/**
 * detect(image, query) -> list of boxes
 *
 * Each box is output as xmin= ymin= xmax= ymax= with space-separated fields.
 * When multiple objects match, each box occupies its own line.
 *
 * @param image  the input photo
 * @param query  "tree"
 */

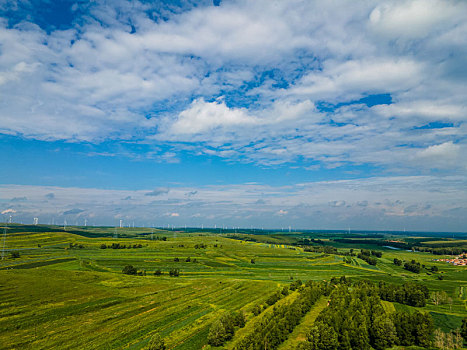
xmin=169 ymin=268 xmax=179 ymax=277
xmin=252 ymin=304 xmax=262 ymax=316
xmin=461 ymin=317 xmax=467 ymax=340
xmin=371 ymin=315 xmax=398 ymax=350
xmin=148 ymin=333 xmax=166 ymax=350
xmin=10 ymin=251 xmax=20 ymax=259
xmin=207 ymin=320 xmax=227 ymax=346
xmin=232 ymin=311 xmax=246 ymax=328
xmin=154 ymin=269 xmax=162 ymax=276
xmin=122 ymin=265 xmax=137 ymax=275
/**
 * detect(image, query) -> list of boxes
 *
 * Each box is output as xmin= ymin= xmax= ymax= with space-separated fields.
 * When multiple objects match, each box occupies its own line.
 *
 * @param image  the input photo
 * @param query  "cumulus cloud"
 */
xmin=169 ymin=98 xmax=257 ymax=135
xmin=0 ymin=0 xmax=464 ymax=173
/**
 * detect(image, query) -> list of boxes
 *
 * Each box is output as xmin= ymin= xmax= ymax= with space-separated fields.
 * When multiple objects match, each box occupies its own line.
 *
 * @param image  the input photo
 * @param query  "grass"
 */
xmin=277 ymin=296 xmax=328 ymax=350
xmin=0 ymin=225 xmax=466 ymax=349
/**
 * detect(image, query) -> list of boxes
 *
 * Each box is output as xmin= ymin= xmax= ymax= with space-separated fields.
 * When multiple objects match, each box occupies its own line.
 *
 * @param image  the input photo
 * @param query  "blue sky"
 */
xmin=1 ymin=0 xmax=466 ymax=231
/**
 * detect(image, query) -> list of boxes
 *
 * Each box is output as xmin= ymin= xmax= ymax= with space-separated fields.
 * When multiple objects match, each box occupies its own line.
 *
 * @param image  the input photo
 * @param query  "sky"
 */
xmin=0 ymin=0 xmax=466 ymax=231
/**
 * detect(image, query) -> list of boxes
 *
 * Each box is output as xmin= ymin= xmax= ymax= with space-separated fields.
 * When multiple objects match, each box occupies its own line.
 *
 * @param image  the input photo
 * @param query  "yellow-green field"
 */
xmin=0 ymin=225 xmax=466 ymax=349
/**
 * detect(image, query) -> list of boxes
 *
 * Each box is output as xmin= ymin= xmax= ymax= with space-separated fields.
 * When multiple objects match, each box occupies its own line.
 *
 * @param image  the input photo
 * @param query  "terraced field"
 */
xmin=0 ymin=225 xmax=466 ymax=349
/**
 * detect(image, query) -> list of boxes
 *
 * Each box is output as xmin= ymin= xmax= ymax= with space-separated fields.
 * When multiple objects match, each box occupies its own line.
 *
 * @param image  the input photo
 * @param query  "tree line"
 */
xmin=101 ymin=243 xmax=143 ymax=249
xmin=298 ymin=280 xmax=434 ymax=350
xmin=233 ymin=281 xmax=323 ymax=350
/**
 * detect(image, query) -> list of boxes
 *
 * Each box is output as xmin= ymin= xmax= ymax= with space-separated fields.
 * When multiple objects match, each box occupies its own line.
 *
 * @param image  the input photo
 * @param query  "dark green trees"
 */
xmin=207 ymin=311 xmax=246 ymax=346
xmin=299 ymin=281 xmax=433 ymax=350
xmin=169 ymin=268 xmax=179 ymax=277
xmin=378 ymin=281 xmax=428 ymax=307
xmin=122 ymin=265 xmax=137 ymax=275
xmin=207 ymin=319 xmax=228 ymax=346
xmin=461 ymin=317 xmax=467 ymax=340
xmin=235 ymin=282 xmax=322 ymax=350
xmin=404 ymin=259 xmax=421 ymax=273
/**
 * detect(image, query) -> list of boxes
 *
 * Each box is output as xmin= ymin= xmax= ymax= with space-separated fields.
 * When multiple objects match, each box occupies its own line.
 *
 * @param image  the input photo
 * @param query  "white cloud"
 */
xmin=290 ymin=59 xmax=422 ymax=101
xmin=369 ymin=0 xmax=462 ymax=40
xmin=0 ymin=0 xmax=465 ymax=173
xmin=169 ymin=98 xmax=257 ymax=135
xmin=1 ymin=175 xmax=466 ymax=231
xmin=418 ymin=141 xmax=459 ymax=159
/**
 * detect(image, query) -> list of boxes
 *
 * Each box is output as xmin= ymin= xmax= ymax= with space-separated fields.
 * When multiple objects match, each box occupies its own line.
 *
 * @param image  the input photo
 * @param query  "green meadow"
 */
xmin=0 ymin=225 xmax=466 ymax=349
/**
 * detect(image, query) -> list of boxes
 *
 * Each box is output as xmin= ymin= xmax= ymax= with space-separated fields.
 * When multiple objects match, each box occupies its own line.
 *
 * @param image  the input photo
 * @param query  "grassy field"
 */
xmin=0 ymin=225 xmax=466 ymax=349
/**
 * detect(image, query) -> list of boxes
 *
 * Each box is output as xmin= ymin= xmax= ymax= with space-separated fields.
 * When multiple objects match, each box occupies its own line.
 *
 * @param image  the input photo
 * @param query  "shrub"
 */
xmin=148 ymin=333 xmax=166 ymax=350
xmin=122 ymin=265 xmax=137 ymax=275
xmin=169 ymin=268 xmax=180 ymax=277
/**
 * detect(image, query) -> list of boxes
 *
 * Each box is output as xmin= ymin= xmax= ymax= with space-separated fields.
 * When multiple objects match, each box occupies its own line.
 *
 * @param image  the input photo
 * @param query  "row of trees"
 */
xmin=298 ymin=281 xmax=434 ymax=350
xmin=173 ymin=257 xmax=197 ymax=262
xmin=122 ymin=265 xmax=180 ymax=277
xmin=357 ymin=249 xmax=378 ymax=266
xmin=433 ymin=329 xmax=464 ymax=349
xmin=416 ymin=246 xmax=466 ymax=255
xmin=378 ymin=281 xmax=429 ymax=307
xmin=207 ymin=311 xmax=246 ymax=346
xmin=403 ymin=259 xmax=421 ymax=273
xmin=303 ymin=246 xmax=338 ymax=254
xmin=101 ymin=243 xmax=143 ymax=249
xmin=234 ymin=282 xmax=323 ymax=350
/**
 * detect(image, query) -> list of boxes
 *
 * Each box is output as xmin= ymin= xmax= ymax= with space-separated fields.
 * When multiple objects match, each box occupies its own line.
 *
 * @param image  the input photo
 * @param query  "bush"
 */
xmin=169 ymin=268 xmax=180 ymax=277
xmin=122 ymin=265 xmax=137 ymax=275
xmin=154 ymin=269 xmax=162 ymax=276
xmin=252 ymin=304 xmax=262 ymax=316
xmin=265 ymin=291 xmax=281 ymax=306
xmin=148 ymin=333 xmax=166 ymax=350
xmin=10 ymin=251 xmax=20 ymax=259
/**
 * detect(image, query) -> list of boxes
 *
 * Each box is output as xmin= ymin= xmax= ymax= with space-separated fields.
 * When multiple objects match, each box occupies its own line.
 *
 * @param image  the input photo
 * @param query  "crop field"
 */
xmin=0 ymin=224 xmax=466 ymax=349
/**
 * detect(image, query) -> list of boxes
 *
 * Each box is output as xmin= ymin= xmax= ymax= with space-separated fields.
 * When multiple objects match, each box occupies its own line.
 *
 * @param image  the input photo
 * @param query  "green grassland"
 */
xmin=0 ymin=225 xmax=466 ymax=349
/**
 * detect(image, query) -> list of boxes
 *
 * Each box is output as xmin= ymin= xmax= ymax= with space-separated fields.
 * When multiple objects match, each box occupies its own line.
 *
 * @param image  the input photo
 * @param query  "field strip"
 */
xmin=0 ymin=258 xmax=76 ymax=270
xmin=277 ymin=296 xmax=328 ymax=350
xmin=345 ymin=264 xmax=386 ymax=273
